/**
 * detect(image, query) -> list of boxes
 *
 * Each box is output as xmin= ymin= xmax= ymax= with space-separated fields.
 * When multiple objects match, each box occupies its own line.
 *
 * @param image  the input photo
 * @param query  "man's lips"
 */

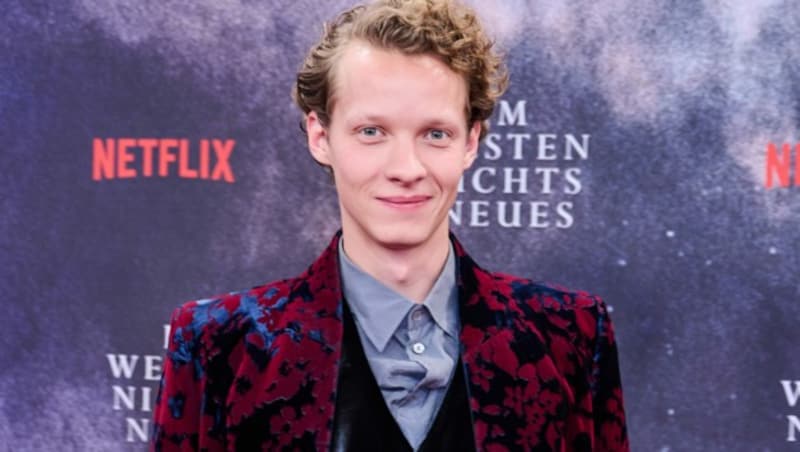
xmin=376 ymin=195 xmax=432 ymax=205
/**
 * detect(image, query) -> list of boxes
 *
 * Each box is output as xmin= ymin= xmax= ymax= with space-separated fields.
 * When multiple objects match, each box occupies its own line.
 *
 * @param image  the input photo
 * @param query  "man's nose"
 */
xmin=383 ymin=136 xmax=427 ymax=183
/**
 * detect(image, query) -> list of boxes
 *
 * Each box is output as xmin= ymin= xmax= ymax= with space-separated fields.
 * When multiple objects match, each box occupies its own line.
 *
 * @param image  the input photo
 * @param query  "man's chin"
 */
xmin=370 ymin=228 xmax=437 ymax=251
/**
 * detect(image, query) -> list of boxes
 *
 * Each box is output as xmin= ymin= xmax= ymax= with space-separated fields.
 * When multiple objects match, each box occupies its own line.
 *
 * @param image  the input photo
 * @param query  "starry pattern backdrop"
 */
xmin=2 ymin=0 xmax=799 ymax=450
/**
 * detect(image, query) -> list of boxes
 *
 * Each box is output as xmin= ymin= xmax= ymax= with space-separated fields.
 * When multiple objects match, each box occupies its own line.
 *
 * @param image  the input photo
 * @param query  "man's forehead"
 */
xmin=328 ymin=41 xmax=470 ymax=121
xmin=335 ymin=41 xmax=453 ymax=77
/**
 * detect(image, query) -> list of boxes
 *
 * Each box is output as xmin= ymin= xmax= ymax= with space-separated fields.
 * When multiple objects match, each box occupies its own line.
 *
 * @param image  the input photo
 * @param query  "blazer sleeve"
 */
xmin=151 ymin=304 xmax=226 ymax=452
xmin=590 ymin=298 xmax=630 ymax=451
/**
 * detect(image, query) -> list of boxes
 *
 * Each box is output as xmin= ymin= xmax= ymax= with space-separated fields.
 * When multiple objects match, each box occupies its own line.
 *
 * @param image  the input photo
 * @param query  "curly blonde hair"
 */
xmin=292 ymin=0 xmax=508 ymax=141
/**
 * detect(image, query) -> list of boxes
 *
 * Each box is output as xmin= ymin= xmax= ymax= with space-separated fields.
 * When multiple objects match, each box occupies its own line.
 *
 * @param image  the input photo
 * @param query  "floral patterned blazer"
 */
xmin=152 ymin=232 xmax=628 ymax=451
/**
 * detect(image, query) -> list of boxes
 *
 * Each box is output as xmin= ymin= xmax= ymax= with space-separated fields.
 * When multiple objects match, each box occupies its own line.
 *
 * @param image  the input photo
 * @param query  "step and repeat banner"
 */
xmin=2 ymin=1 xmax=799 ymax=450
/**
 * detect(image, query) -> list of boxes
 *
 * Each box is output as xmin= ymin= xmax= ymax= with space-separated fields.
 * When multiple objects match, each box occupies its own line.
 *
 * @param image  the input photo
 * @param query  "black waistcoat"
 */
xmin=330 ymin=302 xmax=477 ymax=452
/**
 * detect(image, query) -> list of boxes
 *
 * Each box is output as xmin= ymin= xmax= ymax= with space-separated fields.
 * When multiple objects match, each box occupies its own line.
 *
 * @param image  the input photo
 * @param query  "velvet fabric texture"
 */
xmin=152 ymin=231 xmax=629 ymax=451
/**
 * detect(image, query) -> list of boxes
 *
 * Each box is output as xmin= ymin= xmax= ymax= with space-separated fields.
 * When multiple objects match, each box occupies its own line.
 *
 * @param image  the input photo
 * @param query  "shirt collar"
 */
xmin=338 ymin=239 xmax=459 ymax=351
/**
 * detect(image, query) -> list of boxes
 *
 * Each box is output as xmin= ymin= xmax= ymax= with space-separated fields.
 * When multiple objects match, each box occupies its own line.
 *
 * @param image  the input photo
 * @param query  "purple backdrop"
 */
xmin=2 ymin=1 xmax=799 ymax=450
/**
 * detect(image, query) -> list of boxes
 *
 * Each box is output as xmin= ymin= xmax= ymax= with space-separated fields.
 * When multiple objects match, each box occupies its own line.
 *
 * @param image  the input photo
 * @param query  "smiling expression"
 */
xmin=306 ymin=41 xmax=480 ymax=254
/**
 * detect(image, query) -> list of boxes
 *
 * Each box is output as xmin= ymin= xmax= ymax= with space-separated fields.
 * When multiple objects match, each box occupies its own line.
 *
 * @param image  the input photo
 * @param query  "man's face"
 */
xmin=306 ymin=41 xmax=479 ymax=252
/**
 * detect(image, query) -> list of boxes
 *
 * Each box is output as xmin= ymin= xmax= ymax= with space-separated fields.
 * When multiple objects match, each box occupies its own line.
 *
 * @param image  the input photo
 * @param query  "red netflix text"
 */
xmin=765 ymin=142 xmax=800 ymax=189
xmin=92 ymin=138 xmax=236 ymax=183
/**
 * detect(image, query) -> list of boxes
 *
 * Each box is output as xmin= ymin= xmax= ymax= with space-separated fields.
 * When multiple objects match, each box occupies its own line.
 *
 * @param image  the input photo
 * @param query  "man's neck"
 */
xmin=340 ymin=229 xmax=450 ymax=304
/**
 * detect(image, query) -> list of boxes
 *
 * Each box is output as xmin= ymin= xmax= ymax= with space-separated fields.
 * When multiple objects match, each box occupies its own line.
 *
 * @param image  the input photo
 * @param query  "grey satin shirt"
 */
xmin=338 ymin=240 xmax=460 ymax=450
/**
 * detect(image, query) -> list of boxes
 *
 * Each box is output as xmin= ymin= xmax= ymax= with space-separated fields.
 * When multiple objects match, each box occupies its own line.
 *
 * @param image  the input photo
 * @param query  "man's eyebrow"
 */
xmin=345 ymin=113 xmax=463 ymax=127
xmin=422 ymin=118 xmax=462 ymax=128
xmin=345 ymin=113 xmax=389 ymax=124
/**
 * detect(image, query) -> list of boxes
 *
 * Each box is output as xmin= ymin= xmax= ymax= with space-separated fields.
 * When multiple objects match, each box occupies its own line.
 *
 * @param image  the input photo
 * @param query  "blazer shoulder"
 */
xmin=483 ymin=270 xmax=613 ymax=345
xmin=486 ymin=270 xmax=606 ymax=313
xmin=166 ymin=277 xmax=298 ymax=352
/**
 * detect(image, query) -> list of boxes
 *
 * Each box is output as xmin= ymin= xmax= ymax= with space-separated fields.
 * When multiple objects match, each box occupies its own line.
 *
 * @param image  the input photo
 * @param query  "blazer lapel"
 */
xmin=453 ymin=235 xmax=570 ymax=451
xmin=255 ymin=232 xmax=345 ymax=450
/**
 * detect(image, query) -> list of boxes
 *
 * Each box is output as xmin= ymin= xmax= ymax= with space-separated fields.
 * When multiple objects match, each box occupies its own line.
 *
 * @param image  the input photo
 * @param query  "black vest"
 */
xmin=331 ymin=303 xmax=477 ymax=452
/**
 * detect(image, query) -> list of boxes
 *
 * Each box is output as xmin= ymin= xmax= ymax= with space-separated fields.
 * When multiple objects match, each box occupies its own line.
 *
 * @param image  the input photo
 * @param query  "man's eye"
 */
xmin=428 ymin=129 xmax=449 ymax=140
xmin=360 ymin=127 xmax=380 ymax=137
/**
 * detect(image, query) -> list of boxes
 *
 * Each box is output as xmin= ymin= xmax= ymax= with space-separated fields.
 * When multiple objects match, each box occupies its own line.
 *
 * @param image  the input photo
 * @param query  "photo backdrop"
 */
xmin=2 ymin=1 xmax=799 ymax=450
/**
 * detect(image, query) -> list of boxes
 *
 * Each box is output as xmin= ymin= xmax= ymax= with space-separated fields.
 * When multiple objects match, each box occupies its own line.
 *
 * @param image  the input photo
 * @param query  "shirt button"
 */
xmin=412 ymin=309 xmax=424 ymax=321
xmin=411 ymin=342 xmax=426 ymax=354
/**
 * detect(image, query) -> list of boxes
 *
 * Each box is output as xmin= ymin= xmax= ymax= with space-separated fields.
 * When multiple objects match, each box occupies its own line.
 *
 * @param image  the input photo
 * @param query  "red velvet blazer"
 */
xmin=152 ymin=232 xmax=628 ymax=451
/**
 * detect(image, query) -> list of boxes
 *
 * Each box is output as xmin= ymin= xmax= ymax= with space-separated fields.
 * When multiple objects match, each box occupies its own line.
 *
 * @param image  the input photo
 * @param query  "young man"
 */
xmin=152 ymin=1 xmax=628 ymax=451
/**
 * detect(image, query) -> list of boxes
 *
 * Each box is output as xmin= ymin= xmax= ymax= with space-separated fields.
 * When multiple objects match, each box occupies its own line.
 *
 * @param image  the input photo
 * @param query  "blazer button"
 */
xmin=411 ymin=342 xmax=426 ymax=354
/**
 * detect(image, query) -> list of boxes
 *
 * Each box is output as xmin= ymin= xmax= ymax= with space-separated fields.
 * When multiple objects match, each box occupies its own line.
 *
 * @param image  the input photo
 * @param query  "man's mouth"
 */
xmin=376 ymin=195 xmax=432 ymax=207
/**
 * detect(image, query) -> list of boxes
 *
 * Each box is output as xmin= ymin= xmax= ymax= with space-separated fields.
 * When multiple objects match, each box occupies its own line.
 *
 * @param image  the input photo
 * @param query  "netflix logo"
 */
xmin=92 ymin=138 xmax=236 ymax=182
xmin=765 ymin=142 xmax=800 ymax=189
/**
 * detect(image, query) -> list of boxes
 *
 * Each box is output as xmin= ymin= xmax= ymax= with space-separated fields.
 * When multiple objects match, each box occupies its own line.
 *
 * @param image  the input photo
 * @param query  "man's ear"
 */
xmin=463 ymin=121 xmax=481 ymax=169
xmin=306 ymin=111 xmax=331 ymax=166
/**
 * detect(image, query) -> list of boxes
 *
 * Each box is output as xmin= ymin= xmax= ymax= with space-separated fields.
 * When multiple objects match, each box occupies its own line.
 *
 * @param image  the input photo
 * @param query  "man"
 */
xmin=152 ymin=0 xmax=629 ymax=450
